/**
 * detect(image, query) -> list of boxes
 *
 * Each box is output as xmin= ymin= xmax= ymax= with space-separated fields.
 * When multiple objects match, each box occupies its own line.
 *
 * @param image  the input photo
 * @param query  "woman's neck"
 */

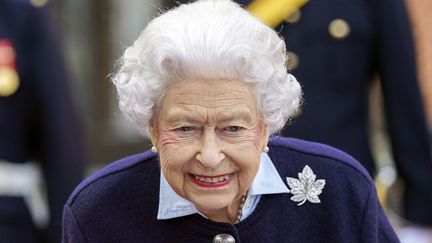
xmin=199 ymin=194 xmax=247 ymax=224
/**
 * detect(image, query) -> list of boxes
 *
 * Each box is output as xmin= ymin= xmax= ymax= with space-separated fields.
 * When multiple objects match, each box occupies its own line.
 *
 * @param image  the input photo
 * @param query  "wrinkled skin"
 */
xmin=150 ymin=78 xmax=269 ymax=223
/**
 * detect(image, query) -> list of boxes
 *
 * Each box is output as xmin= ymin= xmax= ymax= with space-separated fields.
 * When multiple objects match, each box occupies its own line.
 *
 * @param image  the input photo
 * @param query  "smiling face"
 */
xmin=150 ymin=78 xmax=269 ymax=223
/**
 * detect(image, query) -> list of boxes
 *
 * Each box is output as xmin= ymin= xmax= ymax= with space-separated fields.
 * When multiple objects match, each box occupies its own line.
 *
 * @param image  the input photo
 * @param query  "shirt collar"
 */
xmin=157 ymin=153 xmax=289 ymax=220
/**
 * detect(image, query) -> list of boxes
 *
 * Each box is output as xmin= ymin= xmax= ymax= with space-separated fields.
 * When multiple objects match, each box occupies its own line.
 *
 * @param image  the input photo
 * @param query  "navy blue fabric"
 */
xmin=63 ymin=136 xmax=399 ymax=242
xmin=233 ymin=0 xmax=432 ymax=225
xmin=0 ymin=0 xmax=86 ymax=242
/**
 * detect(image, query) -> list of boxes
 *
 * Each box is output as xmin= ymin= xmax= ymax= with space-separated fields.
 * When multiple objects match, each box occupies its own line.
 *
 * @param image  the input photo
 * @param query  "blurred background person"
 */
xmin=399 ymin=0 xmax=432 ymax=241
xmin=406 ymin=0 xmax=432 ymax=128
xmin=218 ymin=0 xmax=432 ymax=241
xmin=0 ymin=0 xmax=85 ymax=242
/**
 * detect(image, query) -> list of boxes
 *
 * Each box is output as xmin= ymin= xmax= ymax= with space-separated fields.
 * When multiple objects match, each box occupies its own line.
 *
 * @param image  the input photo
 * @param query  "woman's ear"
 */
xmin=261 ymin=123 xmax=270 ymax=150
xmin=149 ymin=119 xmax=159 ymax=148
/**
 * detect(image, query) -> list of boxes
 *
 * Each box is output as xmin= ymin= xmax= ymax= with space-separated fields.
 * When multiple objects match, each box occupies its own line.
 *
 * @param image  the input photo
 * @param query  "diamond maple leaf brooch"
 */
xmin=286 ymin=165 xmax=326 ymax=206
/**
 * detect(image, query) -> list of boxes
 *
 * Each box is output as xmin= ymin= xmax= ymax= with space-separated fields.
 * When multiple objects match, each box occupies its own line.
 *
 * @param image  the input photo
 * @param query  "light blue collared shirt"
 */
xmin=157 ymin=153 xmax=290 ymax=221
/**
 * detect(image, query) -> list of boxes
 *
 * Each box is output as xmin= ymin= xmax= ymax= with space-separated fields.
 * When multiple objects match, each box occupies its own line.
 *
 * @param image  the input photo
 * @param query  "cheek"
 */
xmin=159 ymin=156 xmax=186 ymax=196
xmin=158 ymin=130 xmax=189 ymax=157
xmin=249 ymin=125 xmax=263 ymax=148
xmin=159 ymin=149 xmax=185 ymax=190
xmin=231 ymin=139 xmax=262 ymax=175
xmin=158 ymin=130 xmax=178 ymax=149
xmin=241 ymin=155 xmax=260 ymax=175
xmin=231 ymin=125 xmax=264 ymax=150
xmin=158 ymin=130 xmax=196 ymax=151
xmin=158 ymin=130 xmax=194 ymax=175
xmin=158 ymin=132 xmax=176 ymax=168
xmin=232 ymin=128 xmax=264 ymax=190
xmin=236 ymin=156 xmax=260 ymax=192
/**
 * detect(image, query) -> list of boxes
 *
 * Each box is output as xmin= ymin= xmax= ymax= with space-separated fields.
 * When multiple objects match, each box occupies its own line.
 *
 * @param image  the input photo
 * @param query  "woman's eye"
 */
xmin=225 ymin=126 xmax=242 ymax=132
xmin=178 ymin=126 xmax=193 ymax=132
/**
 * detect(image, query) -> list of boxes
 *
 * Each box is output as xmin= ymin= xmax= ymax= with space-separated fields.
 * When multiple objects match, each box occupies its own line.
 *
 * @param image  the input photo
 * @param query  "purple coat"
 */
xmin=62 ymin=136 xmax=399 ymax=242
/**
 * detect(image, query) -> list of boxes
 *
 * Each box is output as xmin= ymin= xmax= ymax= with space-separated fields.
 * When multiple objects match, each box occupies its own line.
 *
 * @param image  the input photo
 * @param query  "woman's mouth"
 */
xmin=190 ymin=173 xmax=232 ymax=188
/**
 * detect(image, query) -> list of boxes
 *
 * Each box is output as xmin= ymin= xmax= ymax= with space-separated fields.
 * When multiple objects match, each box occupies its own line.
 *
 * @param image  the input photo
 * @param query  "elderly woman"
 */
xmin=62 ymin=0 xmax=399 ymax=242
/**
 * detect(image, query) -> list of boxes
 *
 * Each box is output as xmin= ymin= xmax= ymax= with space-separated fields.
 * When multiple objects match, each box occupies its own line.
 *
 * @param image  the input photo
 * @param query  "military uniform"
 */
xmin=232 ymin=0 xmax=432 ymax=226
xmin=0 ymin=0 xmax=85 ymax=242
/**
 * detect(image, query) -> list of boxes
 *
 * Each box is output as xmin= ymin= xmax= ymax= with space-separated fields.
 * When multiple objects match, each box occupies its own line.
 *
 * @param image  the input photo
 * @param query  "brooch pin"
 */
xmin=286 ymin=165 xmax=326 ymax=206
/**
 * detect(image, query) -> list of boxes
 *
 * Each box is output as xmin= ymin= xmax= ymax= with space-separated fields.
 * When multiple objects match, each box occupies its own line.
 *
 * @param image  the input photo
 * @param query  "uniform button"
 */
xmin=30 ymin=0 xmax=48 ymax=7
xmin=287 ymin=51 xmax=299 ymax=70
xmin=0 ymin=45 xmax=15 ymax=66
xmin=285 ymin=9 xmax=301 ymax=24
xmin=0 ymin=67 xmax=20 ymax=97
xmin=213 ymin=234 xmax=236 ymax=243
xmin=328 ymin=19 xmax=350 ymax=39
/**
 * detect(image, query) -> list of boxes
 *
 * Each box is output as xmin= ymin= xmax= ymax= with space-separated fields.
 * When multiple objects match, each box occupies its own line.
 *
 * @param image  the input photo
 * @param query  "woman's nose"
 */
xmin=195 ymin=132 xmax=225 ymax=168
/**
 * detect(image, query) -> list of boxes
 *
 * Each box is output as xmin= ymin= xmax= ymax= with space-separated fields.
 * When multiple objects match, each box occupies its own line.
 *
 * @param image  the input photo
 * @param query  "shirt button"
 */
xmin=213 ymin=234 xmax=236 ymax=243
xmin=328 ymin=18 xmax=351 ymax=39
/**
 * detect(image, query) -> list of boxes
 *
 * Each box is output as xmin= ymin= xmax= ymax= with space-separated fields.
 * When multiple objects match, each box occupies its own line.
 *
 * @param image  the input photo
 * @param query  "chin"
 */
xmin=189 ymin=193 xmax=236 ymax=212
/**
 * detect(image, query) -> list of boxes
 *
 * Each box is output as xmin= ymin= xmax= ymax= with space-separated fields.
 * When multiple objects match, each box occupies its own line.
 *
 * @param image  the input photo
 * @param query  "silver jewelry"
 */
xmin=151 ymin=146 xmax=158 ymax=153
xmin=286 ymin=165 xmax=326 ymax=206
xmin=263 ymin=146 xmax=269 ymax=153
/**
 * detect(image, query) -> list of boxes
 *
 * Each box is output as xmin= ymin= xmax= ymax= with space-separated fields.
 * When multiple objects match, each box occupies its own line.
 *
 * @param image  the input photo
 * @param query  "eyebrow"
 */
xmin=164 ymin=106 xmax=256 ymax=125
xmin=165 ymin=106 xmax=207 ymax=124
xmin=215 ymin=108 xmax=255 ymax=124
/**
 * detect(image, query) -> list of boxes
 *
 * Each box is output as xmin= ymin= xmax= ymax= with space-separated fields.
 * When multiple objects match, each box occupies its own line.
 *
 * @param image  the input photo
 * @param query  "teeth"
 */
xmin=194 ymin=175 xmax=229 ymax=183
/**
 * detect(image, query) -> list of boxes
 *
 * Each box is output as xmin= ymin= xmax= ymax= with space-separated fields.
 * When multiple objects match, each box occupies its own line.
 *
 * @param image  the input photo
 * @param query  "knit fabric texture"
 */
xmin=62 ymin=136 xmax=399 ymax=242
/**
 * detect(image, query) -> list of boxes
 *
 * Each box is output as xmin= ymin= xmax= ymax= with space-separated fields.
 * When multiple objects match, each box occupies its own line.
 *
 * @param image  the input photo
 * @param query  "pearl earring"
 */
xmin=151 ymin=146 xmax=158 ymax=153
xmin=263 ymin=146 xmax=269 ymax=153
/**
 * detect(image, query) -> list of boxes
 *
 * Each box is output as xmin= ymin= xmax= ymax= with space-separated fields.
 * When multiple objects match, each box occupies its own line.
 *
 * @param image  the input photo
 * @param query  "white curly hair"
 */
xmin=112 ymin=0 xmax=302 ymax=138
